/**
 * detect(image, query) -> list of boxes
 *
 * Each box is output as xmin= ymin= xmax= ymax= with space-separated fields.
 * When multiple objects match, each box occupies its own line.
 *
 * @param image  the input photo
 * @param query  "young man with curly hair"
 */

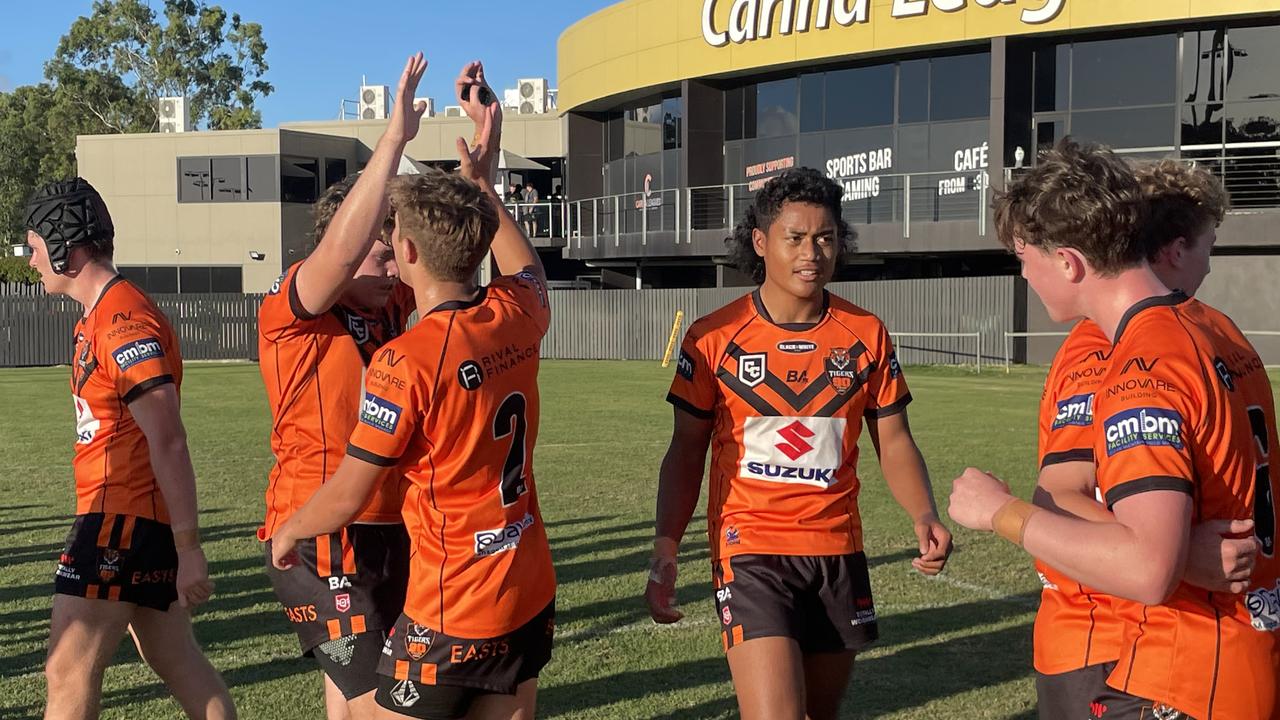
xmin=646 ymin=167 xmax=952 ymax=720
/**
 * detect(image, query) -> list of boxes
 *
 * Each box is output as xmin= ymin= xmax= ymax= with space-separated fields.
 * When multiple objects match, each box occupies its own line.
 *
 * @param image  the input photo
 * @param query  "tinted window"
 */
xmin=1182 ymin=104 xmax=1224 ymax=146
xmin=179 ymin=266 xmax=212 ymax=294
xmin=211 ymin=266 xmax=243 ymax=293
xmin=931 ymin=53 xmax=990 ymax=121
xmin=800 ymin=73 xmax=824 ymax=132
xmin=211 ymin=157 xmax=243 ymax=202
xmin=118 ymin=266 xmax=148 ymax=288
xmin=281 ymin=156 xmax=319 ymax=204
xmin=1225 ymin=100 xmax=1280 ymax=143
xmin=1226 ymin=26 xmax=1280 ymax=102
xmin=1183 ymin=29 xmax=1227 ymax=105
xmin=324 ymin=158 xmax=348 ymax=188
xmin=1070 ymin=35 xmax=1176 ymax=109
xmin=898 ymin=60 xmax=929 ymax=123
xmin=178 ymin=158 xmax=210 ymax=202
xmin=1070 ymin=106 xmax=1175 ymax=149
xmin=1034 ymin=45 xmax=1070 ymax=113
xmin=149 ymin=266 xmax=179 ymax=294
xmin=662 ymin=96 xmax=682 ymax=150
xmin=756 ymin=78 xmax=797 ymax=138
xmin=725 ymin=86 xmax=744 ymax=141
xmin=246 ymin=156 xmax=277 ymax=201
xmin=825 ymin=64 xmax=894 ymax=130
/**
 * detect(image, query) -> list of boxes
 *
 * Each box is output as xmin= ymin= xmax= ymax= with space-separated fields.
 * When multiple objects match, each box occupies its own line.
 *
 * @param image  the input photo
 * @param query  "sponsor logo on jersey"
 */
xmin=1214 ymin=357 xmax=1236 ymax=392
xmin=1052 ymin=393 xmax=1094 ymax=429
xmin=474 ymin=513 xmax=536 ymax=557
xmin=343 ymin=312 xmax=371 ymax=345
xmin=268 ymin=273 xmax=285 ymax=295
xmin=725 ymin=526 xmax=740 ymax=545
xmin=1103 ymin=407 xmax=1184 ymax=456
xmin=131 ymin=568 xmax=176 ymax=584
xmin=1149 ymin=704 xmax=1183 ymax=720
xmin=404 ymin=624 xmax=434 ymax=661
xmin=359 ymin=393 xmax=402 ymax=434
xmin=721 ymin=606 xmax=733 ymax=625
xmin=777 ymin=340 xmax=817 ymax=354
xmin=676 ymin=350 xmax=696 ymax=380
xmin=738 ymin=353 xmax=767 ymax=388
xmin=334 ymin=594 xmax=351 ymax=613
xmin=1247 ymin=579 xmax=1280 ymax=632
xmin=73 ymin=395 xmax=99 ymax=445
xmin=458 ymin=360 xmax=485 ymax=390
xmin=111 ymin=337 xmax=164 ymax=371
xmin=716 ymin=586 xmax=733 ymax=603
xmin=327 ymin=576 xmax=352 ymax=590
xmin=284 ymin=604 xmax=317 ymax=623
xmin=887 ymin=352 xmax=902 ymax=379
xmin=741 ymin=416 xmax=845 ymax=488
xmin=826 ymin=347 xmax=858 ymax=395
xmin=516 ymin=270 xmax=548 ymax=307
xmin=1090 ymin=701 xmax=1108 ymax=718
xmin=390 ymin=679 xmax=420 ymax=708
xmin=1037 ymin=572 xmax=1059 ymax=591
xmin=449 ymin=639 xmax=510 ymax=664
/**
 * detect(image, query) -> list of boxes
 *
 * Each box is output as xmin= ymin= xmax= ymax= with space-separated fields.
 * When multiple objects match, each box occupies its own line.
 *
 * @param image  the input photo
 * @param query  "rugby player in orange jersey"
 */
xmin=1030 ymin=159 xmax=1263 ymax=719
xmin=646 ymin=168 xmax=953 ymax=720
xmin=271 ymin=68 xmax=557 ymax=720
xmin=24 ymin=178 xmax=235 ymax=720
xmin=950 ymin=139 xmax=1278 ymax=720
xmin=257 ymin=52 xmax=430 ymax=720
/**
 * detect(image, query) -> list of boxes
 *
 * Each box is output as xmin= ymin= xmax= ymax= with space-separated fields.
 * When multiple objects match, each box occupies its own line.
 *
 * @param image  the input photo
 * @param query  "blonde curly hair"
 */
xmin=1134 ymin=160 xmax=1230 ymax=260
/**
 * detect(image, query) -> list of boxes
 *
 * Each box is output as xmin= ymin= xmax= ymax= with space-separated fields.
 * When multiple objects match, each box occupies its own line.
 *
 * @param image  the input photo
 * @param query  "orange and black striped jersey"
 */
xmin=346 ymin=273 xmax=556 ymax=639
xmin=1033 ymin=319 xmax=1125 ymax=675
xmin=1093 ymin=293 xmax=1279 ymax=720
xmin=667 ymin=290 xmax=911 ymax=562
xmin=70 ymin=276 xmax=181 ymax=522
xmin=257 ymin=262 xmax=416 ymax=539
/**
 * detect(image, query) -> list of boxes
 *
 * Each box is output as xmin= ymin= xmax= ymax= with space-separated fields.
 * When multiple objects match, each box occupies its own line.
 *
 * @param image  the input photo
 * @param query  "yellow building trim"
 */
xmin=558 ymin=0 xmax=1280 ymax=112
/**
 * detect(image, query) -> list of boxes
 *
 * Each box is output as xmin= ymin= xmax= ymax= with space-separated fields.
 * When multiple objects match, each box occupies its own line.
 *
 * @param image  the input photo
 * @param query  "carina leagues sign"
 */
xmin=702 ymin=0 xmax=1066 ymax=47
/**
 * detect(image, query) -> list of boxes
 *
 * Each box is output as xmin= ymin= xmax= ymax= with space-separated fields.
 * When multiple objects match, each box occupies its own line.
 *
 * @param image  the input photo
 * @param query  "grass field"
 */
xmin=0 ymin=360 xmax=1126 ymax=718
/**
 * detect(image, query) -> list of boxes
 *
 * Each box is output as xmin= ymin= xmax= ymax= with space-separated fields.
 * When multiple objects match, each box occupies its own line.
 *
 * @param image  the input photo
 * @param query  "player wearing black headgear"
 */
xmin=24 ymin=178 xmax=236 ymax=720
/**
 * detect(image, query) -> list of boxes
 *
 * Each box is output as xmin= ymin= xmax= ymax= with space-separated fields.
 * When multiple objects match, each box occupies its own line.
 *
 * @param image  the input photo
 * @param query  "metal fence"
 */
xmin=0 ymin=276 xmax=1019 ymax=367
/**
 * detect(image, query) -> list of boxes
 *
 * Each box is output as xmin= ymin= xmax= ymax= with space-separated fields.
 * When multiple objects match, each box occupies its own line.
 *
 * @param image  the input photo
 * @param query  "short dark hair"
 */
xmin=1134 ymin=160 xmax=1230 ymax=261
xmin=725 ymin=167 xmax=856 ymax=284
xmin=993 ymin=138 xmax=1148 ymax=276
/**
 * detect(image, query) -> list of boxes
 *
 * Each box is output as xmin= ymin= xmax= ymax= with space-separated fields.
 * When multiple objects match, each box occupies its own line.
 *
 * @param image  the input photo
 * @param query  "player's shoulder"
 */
xmin=826 ymin=292 xmax=888 ymax=335
xmin=93 ymin=278 xmax=168 ymax=339
xmin=688 ymin=293 xmax=756 ymax=340
xmin=1051 ymin=319 xmax=1111 ymax=367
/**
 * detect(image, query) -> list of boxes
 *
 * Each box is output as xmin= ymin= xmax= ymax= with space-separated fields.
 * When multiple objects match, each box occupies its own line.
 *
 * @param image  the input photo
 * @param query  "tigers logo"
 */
xmin=98 ymin=548 xmax=121 ymax=583
xmin=404 ymin=624 xmax=434 ymax=661
xmin=1146 ymin=704 xmax=1182 ymax=720
xmin=826 ymin=348 xmax=856 ymax=395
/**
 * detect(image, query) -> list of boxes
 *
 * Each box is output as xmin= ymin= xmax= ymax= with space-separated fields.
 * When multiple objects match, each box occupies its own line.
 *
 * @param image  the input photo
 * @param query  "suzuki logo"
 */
xmin=1089 ymin=701 xmax=1107 ymax=718
xmin=775 ymin=421 xmax=815 ymax=461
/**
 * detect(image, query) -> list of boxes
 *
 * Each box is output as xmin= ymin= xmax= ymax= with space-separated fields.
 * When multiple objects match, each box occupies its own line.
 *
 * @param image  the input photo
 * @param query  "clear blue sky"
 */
xmin=0 ymin=1 xmax=612 ymax=127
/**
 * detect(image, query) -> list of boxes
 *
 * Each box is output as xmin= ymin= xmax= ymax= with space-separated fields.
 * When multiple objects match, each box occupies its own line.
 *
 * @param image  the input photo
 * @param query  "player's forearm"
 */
xmin=1021 ymin=510 xmax=1185 ymax=605
xmin=316 ymin=134 xmax=402 ymax=267
xmin=879 ymin=436 xmax=939 ymax=522
xmin=280 ymin=474 xmax=371 ymax=541
xmin=483 ymin=187 xmax=544 ymax=282
xmin=654 ymin=451 xmax=705 ymax=550
xmin=1031 ymin=485 xmax=1114 ymax=523
xmin=147 ymin=434 xmax=201 ymax=535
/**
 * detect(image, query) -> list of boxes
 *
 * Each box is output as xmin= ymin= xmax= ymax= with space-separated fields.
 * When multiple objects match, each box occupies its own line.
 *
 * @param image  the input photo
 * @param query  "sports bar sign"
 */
xmin=701 ymin=0 xmax=1067 ymax=46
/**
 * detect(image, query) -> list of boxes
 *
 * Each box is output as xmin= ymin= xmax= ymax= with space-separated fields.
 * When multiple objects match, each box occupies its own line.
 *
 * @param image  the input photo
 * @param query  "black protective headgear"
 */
xmin=23 ymin=178 xmax=115 ymax=274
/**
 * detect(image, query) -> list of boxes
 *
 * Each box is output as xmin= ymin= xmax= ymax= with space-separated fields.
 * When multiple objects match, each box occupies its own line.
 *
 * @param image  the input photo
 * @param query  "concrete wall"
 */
xmin=280 ymin=113 xmax=567 ymax=162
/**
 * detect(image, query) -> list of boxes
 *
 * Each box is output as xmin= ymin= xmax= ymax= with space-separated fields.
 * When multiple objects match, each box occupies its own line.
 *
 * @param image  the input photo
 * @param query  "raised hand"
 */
xmin=387 ymin=52 xmax=429 ymax=146
xmin=455 ymin=61 xmax=502 ymax=183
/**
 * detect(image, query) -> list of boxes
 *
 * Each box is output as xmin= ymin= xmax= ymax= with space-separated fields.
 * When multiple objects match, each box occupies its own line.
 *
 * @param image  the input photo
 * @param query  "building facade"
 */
xmin=557 ymin=0 xmax=1280 ymax=358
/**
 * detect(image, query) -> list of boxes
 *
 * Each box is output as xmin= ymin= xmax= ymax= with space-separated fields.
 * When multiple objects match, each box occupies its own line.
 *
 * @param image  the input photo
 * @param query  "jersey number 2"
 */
xmin=1247 ymin=406 xmax=1276 ymax=557
xmin=493 ymin=392 xmax=529 ymax=507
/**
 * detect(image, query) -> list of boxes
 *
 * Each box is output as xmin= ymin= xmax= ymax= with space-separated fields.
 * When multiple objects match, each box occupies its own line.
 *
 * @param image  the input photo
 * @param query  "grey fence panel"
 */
xmin=0 ymin=279 xmax=1016 ymax=367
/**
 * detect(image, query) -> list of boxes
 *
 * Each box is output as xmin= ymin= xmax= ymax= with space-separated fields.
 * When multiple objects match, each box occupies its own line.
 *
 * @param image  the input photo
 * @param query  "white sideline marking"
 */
xmin=916 ymin=570 xmax=1038 ymax=608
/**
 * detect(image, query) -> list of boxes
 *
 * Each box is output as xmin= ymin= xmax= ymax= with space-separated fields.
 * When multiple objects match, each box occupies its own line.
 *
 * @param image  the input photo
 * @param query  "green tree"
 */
xmin=48 ymin=0 xmax=273 ymax=132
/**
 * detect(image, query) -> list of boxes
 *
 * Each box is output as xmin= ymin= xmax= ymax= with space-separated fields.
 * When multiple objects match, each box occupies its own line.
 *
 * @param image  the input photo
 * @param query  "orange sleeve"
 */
xmin=863 ymin=325 xmax=911 ymax=418
xmin=101 ymin=310 xmax=176 ymax=404
xmin=1039 ymin=362 xmax=1097 ymax=469
xmin=259 ymin=263 xmax=321 ymax=342
xmin=666 ymin=326 xmax=717 ymax=419
xmin=491 ymin=272 xmax=551 ymax=336
xmin=1093 ymin=355 xmax=1199 ymax=509
xmin=345 ymin=342 xmax=423 ymax=467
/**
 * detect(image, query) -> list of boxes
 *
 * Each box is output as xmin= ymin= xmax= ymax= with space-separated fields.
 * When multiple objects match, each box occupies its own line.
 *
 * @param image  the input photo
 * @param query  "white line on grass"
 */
xmin=916 ymin=570 xmax=1038 ymax=608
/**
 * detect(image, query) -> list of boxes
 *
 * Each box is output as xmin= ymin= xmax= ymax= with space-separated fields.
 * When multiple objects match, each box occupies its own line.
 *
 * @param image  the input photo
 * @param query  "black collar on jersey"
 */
xmin=427 ymin=286 xmax=488 ymax=314
xmin=1113 ymin=290 xmax=1190 ymax=344
xmin=751 ymin=289 xmax=829 ymax=331
xmin=85 ymin=274 xmax=126 ymax=317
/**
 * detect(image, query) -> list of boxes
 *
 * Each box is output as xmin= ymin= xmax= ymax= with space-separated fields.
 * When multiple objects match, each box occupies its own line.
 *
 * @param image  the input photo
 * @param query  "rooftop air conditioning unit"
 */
xmin=359 ymin=84 xmax=389 ymax=120
xmin=444 ymin=105 xmax=465 ymax=118
xmin=503 ymin=88 xmax=521 ymax=110
xmin=546 ymin=88 xmax=558 ymax=112
xmin=158 ymin=96 xmax=191 ymax=133
xmin=415 ymin=97 xmax=436 ymax=118
xmin=517 ymin=78 xmax=548 ymax=114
